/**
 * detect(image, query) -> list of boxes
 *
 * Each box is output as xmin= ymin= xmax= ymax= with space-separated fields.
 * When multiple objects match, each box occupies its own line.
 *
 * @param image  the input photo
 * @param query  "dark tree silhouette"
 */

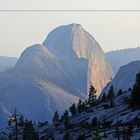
xmin=52 ymin=111 xmax=59 ymax=125
xmin=63 ymin=110 xmax=69 ymax=128
xmin=69 ymin=103 xmax=77 ymax=116
xmin=77 ymin=99 xmax=83 ymax=113
xmin=91 ymin=117 xmax=99 ymax=128
xmin=107 ymin=85 xmax=115 ymax=100
xmin=114 ymin=125 xmax=121 ymax=140
xmin=77 ymin=134 xmax=85 ymax=140
xmin=117 ymin=89 xmax=123 ymax=96
xmin=130 ymin=72 xmax=140 ymax=107
xmin=23 ymin=121 xmax=39 ymax=140
xmin=63 ymin=131 xmax=70 ymax=140
xmin=107 ymin=85 xmax=115 ymax=107
xmin=8 ymin=108 xmax=19 ymax=140
xmin=88 ymin=85 xmax=97 ymax=107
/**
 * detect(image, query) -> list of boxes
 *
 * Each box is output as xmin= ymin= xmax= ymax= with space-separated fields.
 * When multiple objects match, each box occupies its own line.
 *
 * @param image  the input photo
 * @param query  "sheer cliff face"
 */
xmin=43 ymin=23 xmax=114 ymax=96
xmin=0 ymin=23 xmax=114 ymax=126
xmin=15 ymin=24 xmax=113 ymax=98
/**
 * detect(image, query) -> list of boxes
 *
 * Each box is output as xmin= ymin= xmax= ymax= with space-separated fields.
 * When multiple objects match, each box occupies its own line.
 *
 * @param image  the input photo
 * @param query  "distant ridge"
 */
xmin=106 ymin=47 xmax=140 ymax=74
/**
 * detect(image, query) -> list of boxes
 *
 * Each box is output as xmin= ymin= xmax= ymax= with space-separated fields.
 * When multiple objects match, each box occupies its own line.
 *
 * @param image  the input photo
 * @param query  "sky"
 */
xmin=0 ymin=0 xmax=140 ymax=10
xmin=0 ymin=1 xmax=140 ymax=57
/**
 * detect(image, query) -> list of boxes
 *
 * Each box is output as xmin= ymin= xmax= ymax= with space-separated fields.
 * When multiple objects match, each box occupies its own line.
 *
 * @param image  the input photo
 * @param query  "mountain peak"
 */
xmin=69 ymin=23 xmax=82 ymax=29
xmin=42 ymin=23 xmax=97 ymax=60
xmin=42 ymin=23 xmax=114 ymax=96
xmin=15 ymin=44 xmax=55 ymax=68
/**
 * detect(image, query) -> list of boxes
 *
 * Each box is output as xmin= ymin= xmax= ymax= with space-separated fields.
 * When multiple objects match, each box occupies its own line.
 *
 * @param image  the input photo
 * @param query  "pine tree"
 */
xmin=91 ymin=117 xmax=98 ymax=128
xmin=69 ymin=103 xmax=77 ymax=116
xmin=77 ymin=99 xmax=83 ymax=113
xmin=63 ymin=110 xmax=69 ymax=128
xmin=114 ymin=125 xmax=120 ymax=140
xmin=122 ymin=126 xmax=126 ymax=140
xmin=63 ymin=131 xmax=70 ymax=140
xmin=117 ymin=89 xmax=123 ymax=96
xmin=107 ymin=85 xmax=114 ymax=100
xmin=23 ymin=120 xmax=39 ymax=140
xmin=110 ymin=98 xmax=115 ymax=107
xmin=18 ymin=115 xmax=25 ymax=127
xmin=77 ymin=134 xmax=85 ymax=140
xmin=103 ymin=133 xmax=107 ymax=139
xmin=8 ymin=108 xmax=19 ymax=140
xmin=102 ymin=119 xmax=107 ymax=139
xmin=88 ymin=85 xmax=97 ymax=107
xmin=52 ymin=111 xmax=59 ymax=125
xmin=51 ymin=135 xmax=55 ymax=140
xmin=81 ymin=101 xmax=87 ymax=112
xmin=94 ymin=129 xmax=100 ymax=140
xmin=130 ymin=72 xmax=140 ymax=107
xmin=126 ymin=124 xmax=133 ymax=140
xmin=107 ymin=85 xmax=115 ymax=107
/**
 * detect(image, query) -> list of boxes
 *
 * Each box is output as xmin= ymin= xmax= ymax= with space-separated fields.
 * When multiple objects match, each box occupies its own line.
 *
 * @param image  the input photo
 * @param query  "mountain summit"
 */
xmin=43 ymin=23 xmax=114 ymax=96
xmin=0 ymin=24 xmax=113 ymax=126
xmin=15 ymin=23 xmax=113 ymax=97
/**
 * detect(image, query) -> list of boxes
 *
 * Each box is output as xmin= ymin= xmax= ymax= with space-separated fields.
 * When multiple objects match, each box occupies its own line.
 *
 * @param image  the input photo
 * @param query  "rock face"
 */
xmin=0 ymin=23 xmax=113 ymax=127
xmin=101 ymin=61 xmax=140 ymax=96
xmin=15 ymin=23 xmax=113 ymax=97
xmin=43 ymin=23 xmax=114 ymax=96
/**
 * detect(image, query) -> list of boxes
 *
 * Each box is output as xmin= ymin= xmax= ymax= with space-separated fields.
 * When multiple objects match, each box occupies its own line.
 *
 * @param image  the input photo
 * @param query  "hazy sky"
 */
xmin=0 ymin=1 xmax=140 ymax=57
xmin=0 ymin=0 xmax=140 ymax=10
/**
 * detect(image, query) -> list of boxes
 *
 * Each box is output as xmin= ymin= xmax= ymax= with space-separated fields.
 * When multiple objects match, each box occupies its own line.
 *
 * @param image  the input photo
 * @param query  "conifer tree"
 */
xmin=23 ymin=120 xmax=39 ymax=140
xmin=88 ymin=85 xmax=97 ymax=107
xmin=77 ymin=99 xmax=83 ymax=113
xmin=51 ymin=135 xmax=55 ymax=140
xmin=102 ymin=119 xmax=107 ymax=139
xmin=117 ymin=89 xmax=123 ymax=96
xmin=8 ymin=108 xmax=19 ymax=140
xmin=81 ymin=101 xmax=87 ymax=112
xmin=114 ymin=125 xmax=120 ymax=140
xmin=122 ymin=126 xmax=126 ymax=140
xmin=103 ymin=133 xmax=107 ymax=139
xmin=126 ymin=124 xmax=133 ymax=140
xmin=107 ymin=85 xmax=115 ymax=107
xmin=69 ymin=103 xmax=77 ymax=116
xmin=52 ymin=111 xmax=59 ymax=125
xmin=110 ymin=99 xmax=115 ymax=107
xmin=63 ymin=110 xmax=69 ymax=128
xmin=18 ymin=115 xmax=25 ymax=127
xmin=63 ymin=131 xmax=70 ymax=140
xmin=107 ymin=85 xmax=114 ymax=100
xmin=94 ymin=129 xmax=100 ymax=140
xmin=77 ymin=134 xmax=85 ymax=140
xmin=91 ymin=117 xmax=98 ymax=128
xmin=130 ymin=72 xmax=140 ymax=107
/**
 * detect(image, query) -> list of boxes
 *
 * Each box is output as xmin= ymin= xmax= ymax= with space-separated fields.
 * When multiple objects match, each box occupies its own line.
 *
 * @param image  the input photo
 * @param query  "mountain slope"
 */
xmin=0 ymin=73 xmax=79 ymax=127
xmin=14 ymin=44 xmax=86 ymax=98
xmin=106 ymin=47 xmax=140 ymax=73
xmin=101 ymin=60 xmax=140 ymax=96
xmin=0 ymin=23 xmax=113 ymax=127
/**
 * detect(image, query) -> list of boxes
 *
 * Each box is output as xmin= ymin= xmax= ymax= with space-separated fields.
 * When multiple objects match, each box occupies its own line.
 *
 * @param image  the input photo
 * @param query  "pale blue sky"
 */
xmin=0 ymin=1 xmax=140 ymax=57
